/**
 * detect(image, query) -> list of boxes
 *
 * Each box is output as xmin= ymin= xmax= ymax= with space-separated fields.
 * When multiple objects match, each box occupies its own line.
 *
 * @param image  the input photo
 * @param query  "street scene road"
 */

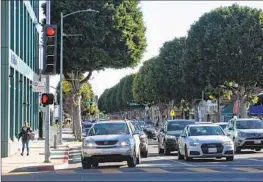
xmin=3 ymin=141 xmax=263 ymax=181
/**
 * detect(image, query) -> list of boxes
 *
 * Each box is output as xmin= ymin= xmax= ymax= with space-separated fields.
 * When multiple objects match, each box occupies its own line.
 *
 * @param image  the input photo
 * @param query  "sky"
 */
xmin=45 ymin=1 xmax=263 ymax=97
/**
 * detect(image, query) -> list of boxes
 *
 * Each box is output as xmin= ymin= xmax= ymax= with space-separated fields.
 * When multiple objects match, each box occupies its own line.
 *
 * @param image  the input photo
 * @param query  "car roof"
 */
xmin=188 ymin=124 xmax=221 ymax=127
xmin=94 ymin=120 xmax=129 ymax=124
xmin=235 ymin=118 xmax=261 ymax=121
xmin=216 ymin=122 xmax=228 ymax=125
xmin=167 ymin=120 xmax=195 ymax=122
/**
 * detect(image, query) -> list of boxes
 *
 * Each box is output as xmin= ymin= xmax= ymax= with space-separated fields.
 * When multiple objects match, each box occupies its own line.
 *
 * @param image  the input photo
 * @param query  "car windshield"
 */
xmin=167 ymin=121 xmax=195 ymax=131
xmin=219 ymin=124 xmax=227 ymax=130
xmin=236 ymin=120 xmax=263 ymax=129
xmin=83 ymin=124 xmax=93 ymax=129
xmin=88 ymin=122 xmax=129 ymax=136
xmin=189 ymin=126 xmax=225 ymax=136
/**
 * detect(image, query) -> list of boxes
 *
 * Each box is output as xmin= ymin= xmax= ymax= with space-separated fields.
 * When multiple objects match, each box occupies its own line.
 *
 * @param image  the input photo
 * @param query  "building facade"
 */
xmin=1 ymin=0 xmax=41 ymax=157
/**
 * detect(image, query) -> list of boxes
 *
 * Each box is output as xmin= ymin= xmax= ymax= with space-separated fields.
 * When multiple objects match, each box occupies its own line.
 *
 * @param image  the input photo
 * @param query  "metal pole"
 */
xmin=44 ymin=0 xmax=51 ymax=163
xmin=59 ymin=13 xmax=63 ymax=144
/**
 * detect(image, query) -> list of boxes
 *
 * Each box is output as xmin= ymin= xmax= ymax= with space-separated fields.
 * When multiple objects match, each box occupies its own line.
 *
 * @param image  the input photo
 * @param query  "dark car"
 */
xmin=131 ymin=120 xmax=148 ymax=158
xmin=143 ymin=125 xmax=157 ymax=140
xmin=158 ymin=119 xmax=195 ymax=155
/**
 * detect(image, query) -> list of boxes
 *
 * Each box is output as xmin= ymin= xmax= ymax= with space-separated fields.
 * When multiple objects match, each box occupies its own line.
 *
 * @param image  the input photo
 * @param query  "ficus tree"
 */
xmin=42 ymin=0 xmax=146 ymax=139
xmin=184 ymin=4 xmax=263 ymax=118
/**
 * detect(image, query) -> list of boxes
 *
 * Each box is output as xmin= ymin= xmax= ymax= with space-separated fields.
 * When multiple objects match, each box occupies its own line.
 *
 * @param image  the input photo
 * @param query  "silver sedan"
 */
xmin=178 ymin=124 xmax=234 ymax=161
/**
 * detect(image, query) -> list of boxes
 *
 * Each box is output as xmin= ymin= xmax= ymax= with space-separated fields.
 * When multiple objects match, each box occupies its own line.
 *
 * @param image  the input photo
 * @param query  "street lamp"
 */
xmin=59 ymin=9 xmax=99 ymax=144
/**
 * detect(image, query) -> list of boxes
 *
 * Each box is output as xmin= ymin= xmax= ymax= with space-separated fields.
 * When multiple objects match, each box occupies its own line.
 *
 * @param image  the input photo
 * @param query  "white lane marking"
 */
xmin=169 ymin=160 xmax=194 ymax=166
xmin=247 ymin=158 xmax=263 ymax=163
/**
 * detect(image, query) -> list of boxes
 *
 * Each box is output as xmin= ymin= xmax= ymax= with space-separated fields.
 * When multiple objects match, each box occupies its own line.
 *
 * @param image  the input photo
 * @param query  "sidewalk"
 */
xmin=2 ymin=128 xmax=81 ymax=174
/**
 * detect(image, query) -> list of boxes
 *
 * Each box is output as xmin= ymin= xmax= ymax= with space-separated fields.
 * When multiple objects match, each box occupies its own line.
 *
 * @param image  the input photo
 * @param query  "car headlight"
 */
xmin=189 ymin=142 xmax=200 ymax=146
xmin=223 ymin=141 xmax=232 ymax=146
xmin=166 ymin=135 xmax=176 ymax=139
xmin=120 ymin=140 xmax=130 ymax=147
xmin=83 ymin=140 xmax=95 ymax=148
xmin=238 ymin=132 xmax=247 ymax=138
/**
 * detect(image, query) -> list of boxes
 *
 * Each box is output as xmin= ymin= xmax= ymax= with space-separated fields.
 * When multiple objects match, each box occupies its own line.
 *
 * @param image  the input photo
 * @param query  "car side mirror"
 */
xmin=226 ymin=133 xmax=231 ymax=137
xmin=228 ymin=127 xmax=234 ymax=131
xmin=180 ymin=134 xmax=186 ymax=137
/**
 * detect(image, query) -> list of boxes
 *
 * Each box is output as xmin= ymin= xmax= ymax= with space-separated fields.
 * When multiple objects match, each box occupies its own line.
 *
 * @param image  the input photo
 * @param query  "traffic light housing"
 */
xmin=41 ymin=93 xmax=54 ymax=106
xmin=42 ymin=25 xmax=58 ymax=75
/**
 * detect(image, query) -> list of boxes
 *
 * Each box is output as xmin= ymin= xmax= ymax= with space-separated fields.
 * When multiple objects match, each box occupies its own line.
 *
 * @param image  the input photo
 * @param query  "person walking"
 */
xmin=18 ymin=121 xmax=32 ymax=156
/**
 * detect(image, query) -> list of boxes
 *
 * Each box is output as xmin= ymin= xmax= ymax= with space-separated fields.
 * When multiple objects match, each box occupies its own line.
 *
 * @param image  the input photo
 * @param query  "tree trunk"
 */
xmin=194 ymin=103 xmax=199 ymax=122
xmin=217 ymin=97 xmax=220 ymax=122
xmin=238 ymin=86 xmax=248 ymax=118
xmin=73 ymin=95 xmax=82 ymax=141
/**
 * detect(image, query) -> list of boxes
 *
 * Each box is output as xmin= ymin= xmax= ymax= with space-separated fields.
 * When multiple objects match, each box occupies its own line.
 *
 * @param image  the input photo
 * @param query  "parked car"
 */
xmin=143 ymin=125 xmax=157 ymax=140
xmin=178 ymin=124 xmax=234 ymax=161
xmin=225 ymin=118 xmax=263 ymax=153
xmin=131 ymin=120 xmax=148 ymax=158
xmin=158 ymin=120 xmax=195 ymax=155
xmin=216 ymin=122 xmax=228 ymax=130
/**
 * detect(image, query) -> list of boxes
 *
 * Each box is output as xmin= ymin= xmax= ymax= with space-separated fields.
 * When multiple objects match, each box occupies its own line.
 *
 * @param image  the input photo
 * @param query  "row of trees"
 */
xmin=98 ymin=4 xmax=263 ymax=120
xmin=42 ymin=0 xmax=146 ymax=140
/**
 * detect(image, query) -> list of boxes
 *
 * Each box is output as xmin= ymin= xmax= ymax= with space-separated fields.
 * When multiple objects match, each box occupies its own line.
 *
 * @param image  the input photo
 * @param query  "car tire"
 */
xmin=255 ymin=148 xmax=261 ymax=151
xmin=92 ymin=161 xmax=99 ymax=168
xmin=141 ymin=150 xmax=148 ymax=158
xmin=226 ymin=156 xmax=234 ymax=161
xmin=82 ymin=158 xmax=92 ymax=169
xmin=185 ymin=146 xmax=192 ymax=162
xmin=158 ymin=141 xmax=164 ymax=154
xmin=136 ymin=150 xmax=141 ymax=164
xmin=235 ymin=146 xmax=241 ymax=153
xmin=127 ymin=153 xmax=137 ymax=168
xmin=178 ymin=149 xmax=184 ymax=160
xmin=164 ymin=147 xmax=171 ymax=155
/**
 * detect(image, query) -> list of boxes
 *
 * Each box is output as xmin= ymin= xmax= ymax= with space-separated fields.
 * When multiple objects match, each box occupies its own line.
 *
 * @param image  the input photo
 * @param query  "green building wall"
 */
xmin=1 ymin=0 xmax=41 ymax=158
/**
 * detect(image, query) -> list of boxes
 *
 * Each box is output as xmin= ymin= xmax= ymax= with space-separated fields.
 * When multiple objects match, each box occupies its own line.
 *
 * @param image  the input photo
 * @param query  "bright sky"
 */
xmin=47 ymin=1 xmax=263 ymax=96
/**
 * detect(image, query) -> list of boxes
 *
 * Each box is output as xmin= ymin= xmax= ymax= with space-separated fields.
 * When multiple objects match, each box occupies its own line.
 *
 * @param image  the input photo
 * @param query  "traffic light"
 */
xmin=41 ymin=93 xmax=54 ymax=106
xmin=42 ymin=25 xmax=58 ymax=75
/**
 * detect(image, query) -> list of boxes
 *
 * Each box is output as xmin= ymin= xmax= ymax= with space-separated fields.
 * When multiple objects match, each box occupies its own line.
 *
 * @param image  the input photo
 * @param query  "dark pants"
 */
xmin=22 ymin=140 xmax=29 ymax=154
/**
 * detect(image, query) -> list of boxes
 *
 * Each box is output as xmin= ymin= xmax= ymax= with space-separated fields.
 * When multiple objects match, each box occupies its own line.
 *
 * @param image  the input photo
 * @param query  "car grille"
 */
xmin=246 ymin=133 xmax=263 ymax=138
xmin=95 ymin=140 xmax=118 ymax=145
xmin=201 ymin=143 xmax=223 ymax=154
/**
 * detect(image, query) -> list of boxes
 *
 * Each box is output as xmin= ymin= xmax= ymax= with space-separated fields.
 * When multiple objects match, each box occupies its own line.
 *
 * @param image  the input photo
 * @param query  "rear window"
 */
xmin=167 ymin=120 xmax=195 ymax=131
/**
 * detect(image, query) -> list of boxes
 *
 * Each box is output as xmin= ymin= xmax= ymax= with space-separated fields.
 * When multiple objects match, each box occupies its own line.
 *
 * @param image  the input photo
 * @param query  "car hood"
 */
xmin=188 ymin=135 xmax=230 ymax=143
xmin=86 ymin=134 xmax=130 ymax=142
xmin=167 ymin=130 xmax=183 ymax=137
xmin=237 ymin=129 xmax=263 ymax=134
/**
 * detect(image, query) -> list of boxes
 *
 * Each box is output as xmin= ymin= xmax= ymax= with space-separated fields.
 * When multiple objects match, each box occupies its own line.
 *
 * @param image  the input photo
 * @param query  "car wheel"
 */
xmin=92 ymin=161 xmax=99 ymax=168
xmin=82 ymin=158 xmax=92 ymax=169
xmin=255 ymin=148 xmax=261 ymax=151
xmin=226 ymin=156 xmax=234 ymax=161
xmin=136 ymin=150 xmax=141 ymax=164
xmin=185 ymin=146 xmax=192 ymax=162
xmin=235 ymin=145 xmax=241 ymax=153
xmin=178 ymin=149 xmax=184 ymax=160
xmin=141 ymin=150 xmax=148 ymax=158
xmin=164 ymin=147 xmax=171 ymax=155
xmin=158 ymin=141 xmax=164 ymax=154
xmin=127 ymin=153 xmax=137 ymax=168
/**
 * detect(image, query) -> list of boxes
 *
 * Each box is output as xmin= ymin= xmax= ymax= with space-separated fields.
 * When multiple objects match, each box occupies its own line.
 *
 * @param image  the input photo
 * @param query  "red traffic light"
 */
xmin=46 ymin=27 xmax=55 ymax=36
xmin=41 ymin=93 xmax=54 ymax=105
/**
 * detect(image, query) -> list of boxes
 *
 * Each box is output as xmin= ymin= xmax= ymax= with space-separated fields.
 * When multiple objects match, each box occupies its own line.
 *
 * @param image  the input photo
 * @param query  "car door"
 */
xmin=178 ymin=127 xmax=188 ymax=155
xmin=128 ymin=122 xmax=140 ymax=155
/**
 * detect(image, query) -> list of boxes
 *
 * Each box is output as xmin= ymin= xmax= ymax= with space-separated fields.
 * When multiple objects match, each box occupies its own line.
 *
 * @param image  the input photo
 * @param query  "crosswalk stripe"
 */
xmin=56 ymin=170 xmax=76 ymax=174
xmin=98 ymin=168 xmax=122 ymax=173
xmin=141 ymin=168 xmax=169 ymax=173
xmin=187 ymin=168 xmax=219 ymax=173
xmin=233 ymin=168 xmax=263 ymax=173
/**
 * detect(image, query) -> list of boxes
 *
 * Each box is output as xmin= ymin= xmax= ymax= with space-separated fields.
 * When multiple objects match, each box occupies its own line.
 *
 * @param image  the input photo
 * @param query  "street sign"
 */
xmin=170 ymin=109 xmax=175 ymax=117
xmin=32 ymin=81 xmax=46 ymax=92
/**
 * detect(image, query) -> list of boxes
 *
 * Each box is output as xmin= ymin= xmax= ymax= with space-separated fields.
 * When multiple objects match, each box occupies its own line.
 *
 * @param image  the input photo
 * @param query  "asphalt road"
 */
xmin=3 ymin=140 xmax=263 ymax=181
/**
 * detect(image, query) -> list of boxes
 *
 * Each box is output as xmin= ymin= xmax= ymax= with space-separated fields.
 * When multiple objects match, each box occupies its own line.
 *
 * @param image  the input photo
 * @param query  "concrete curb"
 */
xmin=10 ymin=145 xmax=70 ymax=173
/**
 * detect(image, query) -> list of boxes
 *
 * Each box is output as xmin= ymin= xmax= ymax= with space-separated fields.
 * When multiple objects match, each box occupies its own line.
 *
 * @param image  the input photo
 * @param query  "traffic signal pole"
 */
xmin=44 ymin=0 xmax=51 ymax=163
xmin=59 ymin=12 xmax=63 ymax=145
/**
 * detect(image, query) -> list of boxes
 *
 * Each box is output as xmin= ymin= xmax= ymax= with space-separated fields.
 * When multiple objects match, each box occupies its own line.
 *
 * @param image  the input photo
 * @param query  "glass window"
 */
xmin=167 ymin=120 xmax=195 ymax=131
xmin=236 ymin=120 xmax=263 ymax=129
xmin=189 ymin=126 xmax=225 ymax=136
xmin=88 ymin=123 xmax=130 ymax=136
xmin=23 ymin=5 xmax=27 ymax=62
xmin=15 ymin=0 xmax=19 ymax=55
xmin=10 ymin=0 xmax=15 ymax=51
xmin=19 ymin=2 xmax=24 ymax=60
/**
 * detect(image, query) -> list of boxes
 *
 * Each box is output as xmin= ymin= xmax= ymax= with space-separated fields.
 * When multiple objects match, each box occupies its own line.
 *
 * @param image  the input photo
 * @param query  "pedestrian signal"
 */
xmin=41 ymin=93 xmax=54 ymax=106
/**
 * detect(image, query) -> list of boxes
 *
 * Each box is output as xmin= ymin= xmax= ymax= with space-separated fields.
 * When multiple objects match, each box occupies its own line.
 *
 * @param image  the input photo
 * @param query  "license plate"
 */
xmin=254 ymin=140 xmax=261 ymax=144
xmin=102 ymin=150 xmax=111 ymax=155
xmin=208 ymin=148 xmax=217 ymax=153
